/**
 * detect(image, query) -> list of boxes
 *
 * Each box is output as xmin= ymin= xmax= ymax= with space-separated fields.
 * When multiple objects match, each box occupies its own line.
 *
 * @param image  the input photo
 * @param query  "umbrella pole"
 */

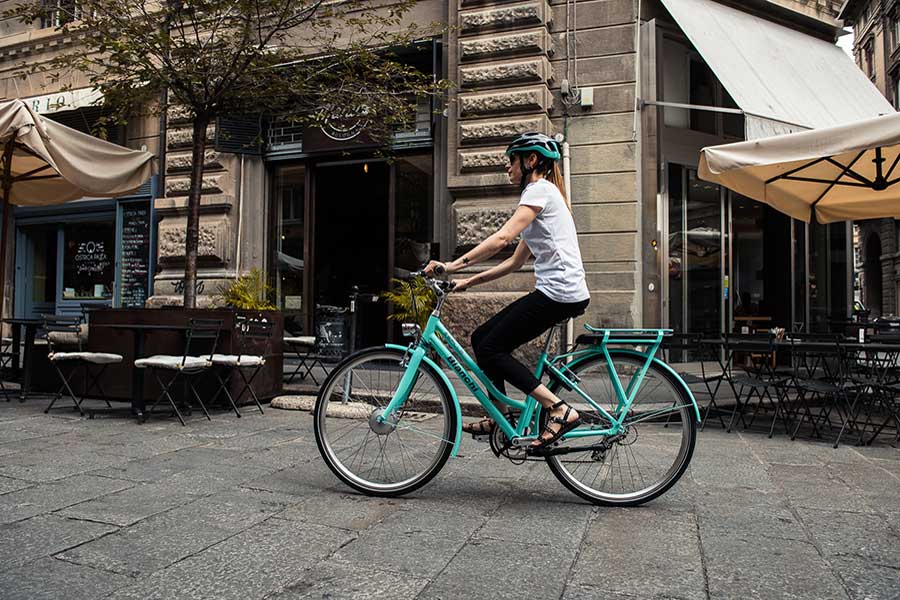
xmin=0 ymin=138 xmax=15 ymax=323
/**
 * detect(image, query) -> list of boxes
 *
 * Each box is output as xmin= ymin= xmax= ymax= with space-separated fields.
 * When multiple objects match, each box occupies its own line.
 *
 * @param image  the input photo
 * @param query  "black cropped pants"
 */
xmin=470 ymin=289 xmax=589 ymax=396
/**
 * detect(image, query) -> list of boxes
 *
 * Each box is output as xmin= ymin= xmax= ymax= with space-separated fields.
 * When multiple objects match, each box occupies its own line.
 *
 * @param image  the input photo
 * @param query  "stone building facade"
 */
xmin=0 ymin=0 xmax=872 ymax=343
xmin=841 ymin=0 xmax=900 ymax=317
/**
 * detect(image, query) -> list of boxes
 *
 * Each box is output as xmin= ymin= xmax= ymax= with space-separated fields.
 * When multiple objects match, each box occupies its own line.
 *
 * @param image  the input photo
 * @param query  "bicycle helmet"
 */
xmin=505 ymin=132 xmax=561 ymax=190
xmin=505 ymin=132 xmax=562 ymax=161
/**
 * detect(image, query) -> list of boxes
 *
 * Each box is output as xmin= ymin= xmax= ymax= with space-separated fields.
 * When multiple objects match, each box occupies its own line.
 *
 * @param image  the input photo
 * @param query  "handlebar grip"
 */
xmin=434 ymin=264 xmax=446 ymax=276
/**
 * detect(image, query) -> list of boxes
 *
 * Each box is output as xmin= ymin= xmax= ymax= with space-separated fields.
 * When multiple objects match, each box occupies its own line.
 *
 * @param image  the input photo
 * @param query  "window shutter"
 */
xmin=214 ymin=115 xmax=266 ymax=155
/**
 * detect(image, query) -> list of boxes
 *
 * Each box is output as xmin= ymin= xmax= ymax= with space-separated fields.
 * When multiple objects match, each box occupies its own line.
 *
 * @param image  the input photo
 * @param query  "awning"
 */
xmin=659 ymin=0 xmax=895 ymax=139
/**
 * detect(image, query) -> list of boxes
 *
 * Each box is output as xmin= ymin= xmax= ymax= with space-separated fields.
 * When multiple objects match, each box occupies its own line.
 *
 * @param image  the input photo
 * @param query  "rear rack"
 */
xmin=578 ymin=327 xmax=673 ymax=345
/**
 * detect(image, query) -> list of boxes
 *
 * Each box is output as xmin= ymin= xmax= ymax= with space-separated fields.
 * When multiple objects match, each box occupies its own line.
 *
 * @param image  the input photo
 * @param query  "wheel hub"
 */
xmin=369 ymin=408 xmax=399 ymax=435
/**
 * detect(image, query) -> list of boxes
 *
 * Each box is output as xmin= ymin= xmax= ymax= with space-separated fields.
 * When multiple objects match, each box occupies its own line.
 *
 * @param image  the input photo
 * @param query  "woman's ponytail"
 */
xmin=537 ymin=157 xmax=572 ymax=213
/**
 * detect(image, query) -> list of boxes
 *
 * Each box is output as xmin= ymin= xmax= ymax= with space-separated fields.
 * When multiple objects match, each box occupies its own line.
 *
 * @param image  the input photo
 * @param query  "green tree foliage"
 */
xmin=4 ymin=0 xmax=449 ymax=307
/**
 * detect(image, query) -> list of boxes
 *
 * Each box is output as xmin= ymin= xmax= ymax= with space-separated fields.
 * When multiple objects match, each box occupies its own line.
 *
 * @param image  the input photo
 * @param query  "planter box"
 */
xmin=30 ymin=308 xmax=285 ymax=404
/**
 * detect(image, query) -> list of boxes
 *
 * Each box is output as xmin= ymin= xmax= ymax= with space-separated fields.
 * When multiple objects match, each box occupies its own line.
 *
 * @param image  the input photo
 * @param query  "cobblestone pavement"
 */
xmin=0 ymin=397 xmax=898 ymax=600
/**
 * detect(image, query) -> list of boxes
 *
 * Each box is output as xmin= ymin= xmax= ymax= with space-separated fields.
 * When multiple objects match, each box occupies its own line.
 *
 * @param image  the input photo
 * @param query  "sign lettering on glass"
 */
xmin=74 ymin=240 xmax=111 ymax=274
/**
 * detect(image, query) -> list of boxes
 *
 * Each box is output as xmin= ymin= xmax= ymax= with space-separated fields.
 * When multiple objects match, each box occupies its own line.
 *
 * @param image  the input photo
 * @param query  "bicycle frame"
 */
xmin=380 ymin=309 xmax=700 ymax=457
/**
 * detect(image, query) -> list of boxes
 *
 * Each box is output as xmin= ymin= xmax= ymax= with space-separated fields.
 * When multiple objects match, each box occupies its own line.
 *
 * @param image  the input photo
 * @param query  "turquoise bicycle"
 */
xmin=313 ymin=273 xmax=700 ymax=506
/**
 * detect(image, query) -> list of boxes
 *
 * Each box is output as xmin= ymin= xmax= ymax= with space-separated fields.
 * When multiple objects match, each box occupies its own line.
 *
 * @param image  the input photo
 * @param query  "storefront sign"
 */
xmin=119 ymin=203 xmax=152 ymax=308
xmin=22 ymin=88 xmax=102 ymax=115
xmin=74 ymin=240 xmax=111 ymax=274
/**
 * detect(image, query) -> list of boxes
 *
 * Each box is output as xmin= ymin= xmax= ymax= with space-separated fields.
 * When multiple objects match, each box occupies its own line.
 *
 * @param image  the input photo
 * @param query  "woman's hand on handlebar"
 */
xmin=423 ymin=260 xmax=448 ymax=276
xmin=452 ymin=277 xmax=473 ymax=292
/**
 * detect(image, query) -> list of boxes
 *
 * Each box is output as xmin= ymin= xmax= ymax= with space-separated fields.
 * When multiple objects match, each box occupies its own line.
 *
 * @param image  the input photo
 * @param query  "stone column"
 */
xmin=150 ymin=109 xmax=264 ymax=306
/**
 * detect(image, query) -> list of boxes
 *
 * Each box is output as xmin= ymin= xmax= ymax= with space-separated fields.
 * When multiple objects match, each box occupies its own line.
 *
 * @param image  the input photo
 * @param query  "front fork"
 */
xmin=378 ymin=345 xmax=427 ymax=423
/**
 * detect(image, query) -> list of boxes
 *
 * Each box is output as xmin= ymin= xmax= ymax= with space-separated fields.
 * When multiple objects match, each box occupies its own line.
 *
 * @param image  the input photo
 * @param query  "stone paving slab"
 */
xmin=57 ymin=488 xmax=300 ymax=577
xmin=702 ymin=533 xmax=850 ymax=599
xmin=57 ymin=481 xmax=206 ymax=527
xmin=418 ymin=538 xmax=578 ymax=600
xmin=0 ymin=474 xmax=33 ymax=495
xmin=0 ymin=556 xmax=134 ymax=600
xmin=0 ymin=474 xmax=134 ymax=524
xmin=0 ymin=514 xmax=118 ymax=569
xmin=572 ymin=508 xmax=706 ymax=600
xmin=102 ymin=518 xmax=353 ymax=600
xmin=270 ymin=558 xmax=431 ymax=599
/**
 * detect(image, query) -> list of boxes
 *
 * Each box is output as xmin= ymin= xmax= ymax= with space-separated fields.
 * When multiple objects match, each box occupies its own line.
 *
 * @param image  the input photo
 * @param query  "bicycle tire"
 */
xmin=313 ymin=346 xmax=457 ymax=497
xmin=545 ymin=350 xmax=696 ymax=506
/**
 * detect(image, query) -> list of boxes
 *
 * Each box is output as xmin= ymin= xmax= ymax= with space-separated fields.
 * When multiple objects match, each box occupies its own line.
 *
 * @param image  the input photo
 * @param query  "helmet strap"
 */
xmin=518 ymin=154 xmax=533 ymax=191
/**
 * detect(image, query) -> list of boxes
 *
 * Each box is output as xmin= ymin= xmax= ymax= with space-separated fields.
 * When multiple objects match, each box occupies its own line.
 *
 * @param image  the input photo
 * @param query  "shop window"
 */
xmin=395 ymin=154 xmax=433 ymax=271
xmin=274 ymin=165 xmax=305 ymax=321
xmin=891 ymin=16 xmax=900 ymax=51
xmin=41 ymin=0 xmax=82 ymax=28
xmin=661 ymin=37 xmax=743 ymax=138
xmin=864 ymin=38 xmax=875 ymax=78
xmin=61 ymin=221 xmax=114 ymax=300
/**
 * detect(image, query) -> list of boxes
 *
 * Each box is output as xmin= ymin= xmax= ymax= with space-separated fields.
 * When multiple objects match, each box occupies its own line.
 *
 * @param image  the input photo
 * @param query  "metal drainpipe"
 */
xmin=562 ymin=140 xmax=575 ymax=352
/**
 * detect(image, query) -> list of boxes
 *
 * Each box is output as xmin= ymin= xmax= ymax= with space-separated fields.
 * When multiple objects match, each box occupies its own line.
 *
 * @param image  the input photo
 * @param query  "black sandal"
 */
xmin=531 ymin=400 xmax=582 ymax=450
xmin=462 ymin=418 xmax=495 ymax=435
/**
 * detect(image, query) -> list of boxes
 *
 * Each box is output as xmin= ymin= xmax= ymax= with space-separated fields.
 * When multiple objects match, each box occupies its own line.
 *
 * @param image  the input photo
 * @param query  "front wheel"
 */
xmin=313 ymin=347 xmax=457 ymax=497
xmin=545 ymin=351 xmax=696 ymax=506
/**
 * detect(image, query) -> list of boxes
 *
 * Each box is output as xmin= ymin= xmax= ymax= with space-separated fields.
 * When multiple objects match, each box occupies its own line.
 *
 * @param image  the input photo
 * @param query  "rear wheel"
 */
xmin=313 ymin=347 xmax=456 ymax=496
xmin=545 ymin=351 xmax=696 ymax=506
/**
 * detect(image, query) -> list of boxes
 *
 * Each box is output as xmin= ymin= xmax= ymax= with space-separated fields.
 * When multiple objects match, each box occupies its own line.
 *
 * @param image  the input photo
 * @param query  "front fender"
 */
xmin=568 ymin=349 xmax=701 ymax=423
xmin=385 ymin=344 xmax=462 ymax=457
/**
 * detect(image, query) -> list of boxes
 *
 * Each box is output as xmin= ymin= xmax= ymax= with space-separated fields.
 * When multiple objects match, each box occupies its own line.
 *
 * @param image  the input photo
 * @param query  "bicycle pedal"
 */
xmin=471 ymin=434 xmax=491 ymax=443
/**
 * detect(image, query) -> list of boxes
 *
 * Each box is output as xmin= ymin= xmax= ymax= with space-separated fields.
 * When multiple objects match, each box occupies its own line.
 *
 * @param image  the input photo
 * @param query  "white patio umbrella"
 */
xmin=0 ymin=98 xmax=155 ymax=319
xmin=699 ymin=112 xmax=900 ymax=224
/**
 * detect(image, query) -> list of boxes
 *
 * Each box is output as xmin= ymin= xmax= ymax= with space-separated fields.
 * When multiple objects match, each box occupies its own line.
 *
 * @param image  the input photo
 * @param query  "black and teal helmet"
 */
xmin=505 ymin=132 xmax=561 ymax=161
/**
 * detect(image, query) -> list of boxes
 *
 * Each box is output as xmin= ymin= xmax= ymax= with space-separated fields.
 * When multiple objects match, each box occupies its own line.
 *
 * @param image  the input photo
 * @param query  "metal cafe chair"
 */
xmin=662 ymin=332 xmax=727 ymax=429
xmin=283 ymin=333 xmax=323 ymax=385
xmin=42 ymin=314 xmax=121 ymax=416
xmin=134 ymin=318 xmax=222 ymax=426
xmin=782 ymin=333 xmax=855 ymax=446
xmin=209 ymin=315 xmax=272 ymax=417
xmin=0 ymin=334 xmax=12 ymax=401
xmin=722 ymin=332 xmax=789 ymax=435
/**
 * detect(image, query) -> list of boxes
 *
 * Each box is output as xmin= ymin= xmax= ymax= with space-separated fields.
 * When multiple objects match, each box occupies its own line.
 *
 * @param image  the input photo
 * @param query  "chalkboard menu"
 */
xmin=119 ymin=202 xmax=152 ymax=308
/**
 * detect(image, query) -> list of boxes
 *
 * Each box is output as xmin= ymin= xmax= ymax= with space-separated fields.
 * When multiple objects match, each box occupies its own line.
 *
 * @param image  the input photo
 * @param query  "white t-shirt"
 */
xmin=518 ymin=179 xmax=590 ymax=303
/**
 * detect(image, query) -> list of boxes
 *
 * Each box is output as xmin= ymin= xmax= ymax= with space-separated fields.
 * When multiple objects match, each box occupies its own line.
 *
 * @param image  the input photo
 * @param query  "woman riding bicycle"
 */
xmin=424 ymin=132 xmax=590 ymax=451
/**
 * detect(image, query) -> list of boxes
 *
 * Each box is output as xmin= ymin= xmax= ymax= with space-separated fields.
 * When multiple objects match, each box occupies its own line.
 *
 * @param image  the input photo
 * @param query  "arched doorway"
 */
xmin=863 ymin=234 xmax=883 ymax=318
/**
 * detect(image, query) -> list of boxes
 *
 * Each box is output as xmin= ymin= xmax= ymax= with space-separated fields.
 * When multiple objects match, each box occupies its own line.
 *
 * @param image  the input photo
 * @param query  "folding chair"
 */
xmin=0 ymin=335 xmax=12 ymax=402
xmin=784 ymin=334 xmax=856 ymax=446
xmin=43 ymin=314 xmax=120 ymax=416
xmin=283 ymin=333 xmax=323 ymax=385
xmin=209 ymin=316 xmax=272 ymax=417
xmin=723 ymin=333 xmax=788 ymax=435
xmin=135 ymin=318 xmax=222 ymax=426
xmin=664 ymin=333 xmax=727 ymax=429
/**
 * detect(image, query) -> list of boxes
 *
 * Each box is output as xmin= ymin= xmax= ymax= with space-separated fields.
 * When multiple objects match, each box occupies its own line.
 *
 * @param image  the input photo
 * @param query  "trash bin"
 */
xmin=315 ymin=305 xmax=349 ymax=360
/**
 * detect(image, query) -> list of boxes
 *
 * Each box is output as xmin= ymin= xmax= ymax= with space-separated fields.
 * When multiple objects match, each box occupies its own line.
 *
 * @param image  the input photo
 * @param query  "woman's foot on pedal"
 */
xmin=462 ymin=417 xmax=495 ymax=436
xmin=530 ymin=401 xmax=581 ymax=449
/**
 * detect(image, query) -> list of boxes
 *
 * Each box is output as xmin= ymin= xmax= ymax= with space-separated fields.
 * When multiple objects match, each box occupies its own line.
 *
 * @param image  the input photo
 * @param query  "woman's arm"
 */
xmin=453 ymin=240 xmax=531 ymax=291
xmin=424 ymin=205 xmax=539 ymax=276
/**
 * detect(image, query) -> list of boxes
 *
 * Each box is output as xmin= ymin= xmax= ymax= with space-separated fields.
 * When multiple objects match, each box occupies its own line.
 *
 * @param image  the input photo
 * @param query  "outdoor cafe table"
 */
xmin=2 ymin=317 xmax=43 ymax=402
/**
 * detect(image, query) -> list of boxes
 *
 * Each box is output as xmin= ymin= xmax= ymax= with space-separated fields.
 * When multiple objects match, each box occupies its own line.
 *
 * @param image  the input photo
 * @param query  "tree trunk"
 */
xmin=183 ymin=115 xmax=209 ymax=308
